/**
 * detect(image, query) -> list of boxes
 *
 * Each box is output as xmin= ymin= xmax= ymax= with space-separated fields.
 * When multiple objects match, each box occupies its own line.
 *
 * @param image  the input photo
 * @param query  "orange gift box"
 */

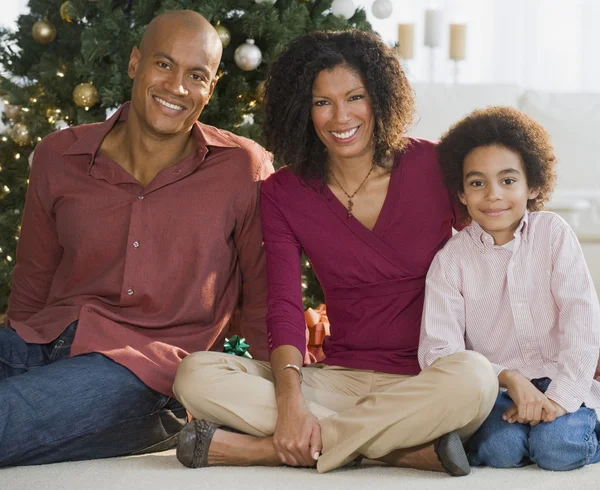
xmin=304 ymin=304 xmax=330 ymax=364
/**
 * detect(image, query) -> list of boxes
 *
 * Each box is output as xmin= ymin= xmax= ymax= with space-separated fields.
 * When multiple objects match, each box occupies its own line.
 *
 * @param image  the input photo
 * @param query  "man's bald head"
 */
xmin=127 ymin=10 xmax=224 ymax=137
xmin=139 ymin=10 xmax=222 ymax=77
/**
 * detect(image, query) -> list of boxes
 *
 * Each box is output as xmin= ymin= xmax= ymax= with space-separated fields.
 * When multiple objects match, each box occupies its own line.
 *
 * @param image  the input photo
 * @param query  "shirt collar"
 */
xmin=62 ymin=101 xmax=240 ymax=161
xmin=468 ymin=211 xmax=530 ymax=248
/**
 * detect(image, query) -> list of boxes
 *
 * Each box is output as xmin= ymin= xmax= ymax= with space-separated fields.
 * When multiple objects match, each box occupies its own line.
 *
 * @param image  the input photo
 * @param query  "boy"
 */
xmin=419 ymin=106 xmax=600 ymax=471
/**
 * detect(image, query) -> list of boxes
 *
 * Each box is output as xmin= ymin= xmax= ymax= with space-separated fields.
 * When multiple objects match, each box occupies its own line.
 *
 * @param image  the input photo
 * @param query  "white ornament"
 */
xmin=240 ymin=114 xmax=255 ymax=126
xmin=254 ymin=0 xmax=276 ymax=4
xmin=331 ymin=0 xmax=356 ymax=20
xmin=371 ymin=0 xmax=393 ymax=20
xmin=54 ymin=120 xmax=69 ymax=131
xmin=234 ymin=39 xmax=262 ymax=71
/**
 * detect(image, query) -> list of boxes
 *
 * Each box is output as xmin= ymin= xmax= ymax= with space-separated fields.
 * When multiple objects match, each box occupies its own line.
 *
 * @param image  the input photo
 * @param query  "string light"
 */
xmin=301 ymin=282 xmax=308 ymax=289
xmin=1 ymin=137 xmax=7 ymax=142
xmin=57 ymin=71 xmax=65 ymax=77
xmin=14 ymin=154 xmax=20 ymax=160
xmin=6 ymin=256 xmax=12 ymax=262
xmin=3 ymin=186 xmax=10 ymax=193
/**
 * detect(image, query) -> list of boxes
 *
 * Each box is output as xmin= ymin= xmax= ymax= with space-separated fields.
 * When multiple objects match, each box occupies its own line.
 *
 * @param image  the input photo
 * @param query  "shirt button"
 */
xmin=133 ymin=241 xmax=140 ymax=248
xmin=127 ymin=288 xmax=134 ymax=295
xmin=138 ymin=196 xmax=144 ymax=201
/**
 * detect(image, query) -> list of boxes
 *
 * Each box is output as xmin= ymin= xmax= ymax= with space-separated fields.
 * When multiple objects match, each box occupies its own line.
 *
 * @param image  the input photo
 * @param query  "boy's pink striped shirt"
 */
xmin=419 ymin=211 xmax=600 ymax=412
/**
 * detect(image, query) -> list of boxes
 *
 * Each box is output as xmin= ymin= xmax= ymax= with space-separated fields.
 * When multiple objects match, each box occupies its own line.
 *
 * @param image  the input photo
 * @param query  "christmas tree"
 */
xmin=0 ymin=0 xmax=370 ymax=311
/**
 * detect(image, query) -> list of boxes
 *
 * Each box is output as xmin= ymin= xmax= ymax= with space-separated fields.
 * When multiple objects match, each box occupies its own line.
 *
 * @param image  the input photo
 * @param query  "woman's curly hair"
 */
xmin=263 ymin=29 xmax=415 ymax=181
xmin=437 ymin=106 xmax=557 ymax=222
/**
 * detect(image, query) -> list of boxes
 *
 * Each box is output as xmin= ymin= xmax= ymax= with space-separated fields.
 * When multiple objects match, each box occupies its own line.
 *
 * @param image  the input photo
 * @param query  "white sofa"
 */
xmin=409 ymin=83 xmax=600 ymax=292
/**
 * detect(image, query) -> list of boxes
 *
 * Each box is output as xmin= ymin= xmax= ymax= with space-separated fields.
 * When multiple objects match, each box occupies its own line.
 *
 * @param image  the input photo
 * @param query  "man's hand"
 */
xmin=273 ymin=393 xmax=322 ymax=467
xmin=499 ymin=370 xmax=556 ymax=425
xmin=595 ymin=355 xmax=600 ymax=382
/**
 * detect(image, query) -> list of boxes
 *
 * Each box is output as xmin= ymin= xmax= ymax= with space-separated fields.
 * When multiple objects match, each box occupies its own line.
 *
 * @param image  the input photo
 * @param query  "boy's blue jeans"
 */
xmin=0 ymin=322 xmax=187 ymax=467
xmin=467 ymin=378 xmax=600 ymax=471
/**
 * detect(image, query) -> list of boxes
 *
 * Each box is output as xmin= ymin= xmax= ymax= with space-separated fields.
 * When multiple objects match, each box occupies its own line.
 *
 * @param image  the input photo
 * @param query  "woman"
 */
xmin=173 ymin=30 xmax=497 ymax=476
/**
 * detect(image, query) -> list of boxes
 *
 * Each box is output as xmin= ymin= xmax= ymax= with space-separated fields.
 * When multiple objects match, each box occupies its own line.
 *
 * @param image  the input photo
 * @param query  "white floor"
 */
xmin=2 ymin=450 xmax=600 ymax=490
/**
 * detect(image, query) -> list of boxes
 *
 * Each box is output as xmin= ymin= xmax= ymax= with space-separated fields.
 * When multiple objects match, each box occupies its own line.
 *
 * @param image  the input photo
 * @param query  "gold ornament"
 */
xmin=32 ymin=19 xmax=57 ymax=45
xmin=4 ymin=103 xmax=21 ymax=121
xmin=11 ymin=123 xmax=31 ymax=146
xmin=214 ymin=24 xmax=231 ymax=48
xmin=73 ymin=83 xmax=99 ymax=108
xmin=45 ymin=106 xmax=62 ymax=118
xmin=256 ymin=80 xmax=266 ymax=102
xmin=60 ymin=1 xmax=79 ymax=23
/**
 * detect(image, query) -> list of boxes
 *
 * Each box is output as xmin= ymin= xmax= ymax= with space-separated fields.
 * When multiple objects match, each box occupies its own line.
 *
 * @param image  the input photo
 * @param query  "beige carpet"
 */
xmin=2 ymin=449 xmax=599 ymax=490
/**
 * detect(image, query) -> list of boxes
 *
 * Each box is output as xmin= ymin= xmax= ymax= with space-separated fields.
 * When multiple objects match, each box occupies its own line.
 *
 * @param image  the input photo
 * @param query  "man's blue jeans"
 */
xmin=0 ymin=322 xmax=187 ymax=466
xmin=467 ymin=388 xmax=600 ymax=471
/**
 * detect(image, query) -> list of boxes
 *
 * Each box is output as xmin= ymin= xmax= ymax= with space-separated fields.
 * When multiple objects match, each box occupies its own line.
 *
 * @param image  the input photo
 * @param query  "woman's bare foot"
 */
xmin=377 ymin=442 xmax=445 ymax=472
xmin=207 ymin=428 xmax=281 ymax=466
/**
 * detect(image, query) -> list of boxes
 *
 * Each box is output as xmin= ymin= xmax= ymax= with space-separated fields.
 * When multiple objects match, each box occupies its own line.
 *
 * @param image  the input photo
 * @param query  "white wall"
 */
xmin=0 ymin=0 xmax=29 ymax=133
xmin=2 ymin=0 xmax=28 ymax=29
xmin=356 ymin=0 xmax=600 ymax=92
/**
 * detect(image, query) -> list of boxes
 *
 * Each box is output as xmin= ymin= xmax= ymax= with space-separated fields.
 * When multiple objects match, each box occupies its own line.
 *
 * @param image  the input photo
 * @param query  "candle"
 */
xmin=397 ymin=24 xmax=415 ymax=60
xmin=424 ymin=9 xmax=442 ymax=48
xmin=449 ymin=24 xmax=467 ymax=60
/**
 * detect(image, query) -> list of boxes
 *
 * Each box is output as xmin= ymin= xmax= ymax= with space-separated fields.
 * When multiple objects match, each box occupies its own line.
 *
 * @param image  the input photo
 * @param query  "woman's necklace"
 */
xmin=329 ymin=163 xmax=375 ymax=218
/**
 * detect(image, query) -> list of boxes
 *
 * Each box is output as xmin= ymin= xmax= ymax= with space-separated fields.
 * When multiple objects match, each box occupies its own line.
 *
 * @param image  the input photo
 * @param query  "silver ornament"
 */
xmin=331 ymin=0 xmax=356 ymax=19
xmin=234 ymin=39 xmax=262 ymax=71
xmin=371 ymin=0 xmax=393 ymax=20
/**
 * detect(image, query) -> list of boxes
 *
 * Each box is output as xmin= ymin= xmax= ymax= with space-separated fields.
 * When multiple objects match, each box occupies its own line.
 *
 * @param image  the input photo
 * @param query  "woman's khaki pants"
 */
xmin=173 ymin=350 xmax=498 ymax=473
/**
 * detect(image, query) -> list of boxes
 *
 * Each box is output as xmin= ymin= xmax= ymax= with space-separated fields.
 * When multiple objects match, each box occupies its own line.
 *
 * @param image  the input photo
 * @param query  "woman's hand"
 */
xmin=270 ymin=345 xmax=321 ymax=467
xmin=499 ymin=370 xmax=556 ymax=425
xmin=273 ymin=393 xmax=322 ymax=467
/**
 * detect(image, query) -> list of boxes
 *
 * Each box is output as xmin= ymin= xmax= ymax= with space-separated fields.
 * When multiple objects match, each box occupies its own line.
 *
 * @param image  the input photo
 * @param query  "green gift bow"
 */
xmin=224 ymin=335 xmax=253 ymax=358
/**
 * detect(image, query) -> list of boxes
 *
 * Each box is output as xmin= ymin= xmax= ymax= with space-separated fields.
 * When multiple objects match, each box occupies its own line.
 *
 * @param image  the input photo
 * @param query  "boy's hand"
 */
xmin=502 ymin=404 xmax=558 ymax=426
xmin=543 ymin=399 xmax=567 ymax=423
xmin=499 ymin=370 xmax=556 ymax=425
xmin=595 ymin=356 xmax=600 ymax=382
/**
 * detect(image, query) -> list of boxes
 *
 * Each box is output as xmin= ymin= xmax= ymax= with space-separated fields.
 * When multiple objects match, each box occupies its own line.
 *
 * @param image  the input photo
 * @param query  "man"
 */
xmin=0 ymin=10 xmax=273 ymax=466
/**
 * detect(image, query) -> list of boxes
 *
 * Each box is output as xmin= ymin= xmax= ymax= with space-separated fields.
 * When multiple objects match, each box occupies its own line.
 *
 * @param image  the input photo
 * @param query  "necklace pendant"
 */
xmin=347 ymin=199 xmax=353 ymax=218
